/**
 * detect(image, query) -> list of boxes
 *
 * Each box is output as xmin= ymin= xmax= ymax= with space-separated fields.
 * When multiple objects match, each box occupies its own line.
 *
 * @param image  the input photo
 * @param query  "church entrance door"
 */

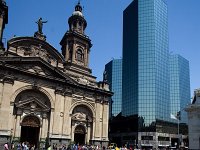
xmin=74 ymin=125 xmax=86 ymax=145
xmin=20 ymin=116 xmax=40 ymax=148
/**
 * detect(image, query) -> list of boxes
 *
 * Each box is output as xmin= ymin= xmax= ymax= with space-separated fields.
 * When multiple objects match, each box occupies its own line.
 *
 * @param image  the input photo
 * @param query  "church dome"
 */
xmin=72 ymin=11 xmax=83 ymax=17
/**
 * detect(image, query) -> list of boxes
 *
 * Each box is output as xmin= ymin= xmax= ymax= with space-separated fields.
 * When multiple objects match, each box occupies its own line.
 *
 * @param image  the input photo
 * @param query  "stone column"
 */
xmin=0 ymin=80 xmax=3 ymax=107
xmin=84 ymin=47 xmax=88 ymax=67
xmin=92 ymin=118 xmax=96 ymax=140
xmin=87 ymin=48 xmax=90 ymax=67
xmin=65 ymin=42 xmax=69 ymax=60
xmin=71 ymin=123 xmax=75 ymax=142
xmin=49 ymin=110 xmax=54 ymax=137
xmin=41 ymin=113 xmax=48 ymax=140
xmin=87 ymin=124 xmax=91 ymax=144
xmin=72 ymin=43 xmax=76 ymax=63
xmin=14 ymin=114 xmax=21 ymax=139
xmin=0 ymin=17 xmax=4 ymax=42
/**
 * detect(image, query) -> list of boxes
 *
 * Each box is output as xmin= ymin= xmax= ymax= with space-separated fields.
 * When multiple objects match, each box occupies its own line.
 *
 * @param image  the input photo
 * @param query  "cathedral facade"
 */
xmin=0 ymin=1 xmax=112 ymax=149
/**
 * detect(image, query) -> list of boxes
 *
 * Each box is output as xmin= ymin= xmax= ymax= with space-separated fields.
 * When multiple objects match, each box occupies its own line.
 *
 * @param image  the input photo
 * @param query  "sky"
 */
xmin=3 ymin=0 xmax=200 ymax=96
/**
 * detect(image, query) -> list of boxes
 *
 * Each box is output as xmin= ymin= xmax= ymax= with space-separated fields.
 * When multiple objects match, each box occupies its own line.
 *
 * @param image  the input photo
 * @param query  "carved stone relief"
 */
xmin=14 ymin=90 xmax=51 ymax=118
xmin=18 ymin=45 xmax=57 ymax=64
xmin=72 ymin=105 xmax=93 ymax=123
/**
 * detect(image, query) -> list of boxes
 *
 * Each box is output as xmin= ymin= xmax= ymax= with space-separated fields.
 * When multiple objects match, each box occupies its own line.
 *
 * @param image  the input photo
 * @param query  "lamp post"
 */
xmin=176 ymin=111 xmax=181 ymax=149
xmin=86 ymin=115 xmax=89 ymax=145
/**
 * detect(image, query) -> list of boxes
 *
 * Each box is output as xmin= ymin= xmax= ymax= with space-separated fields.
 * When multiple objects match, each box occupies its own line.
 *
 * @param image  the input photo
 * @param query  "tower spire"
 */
xmin=60 ymin=1 xmax=92 ymax=77
xmin=75 ymin=0 xmax=82 ymax=12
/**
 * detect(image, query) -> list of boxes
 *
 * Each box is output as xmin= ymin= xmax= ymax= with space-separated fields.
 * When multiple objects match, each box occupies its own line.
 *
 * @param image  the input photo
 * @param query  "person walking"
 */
xmin=17 ymin=143 xmax=21 ymax=150
xmin=4 ymin=143 xmax=9 ymax=150
xmin=47 ymin=144 xmax=52 ymax=150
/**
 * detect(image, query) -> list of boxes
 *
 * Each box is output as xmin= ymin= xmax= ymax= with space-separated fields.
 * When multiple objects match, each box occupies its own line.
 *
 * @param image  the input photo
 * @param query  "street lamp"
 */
xmin=86 ymin=115 xmax=89 ymax=144
xmin=176 ymin=111 xmax=181 ymax=148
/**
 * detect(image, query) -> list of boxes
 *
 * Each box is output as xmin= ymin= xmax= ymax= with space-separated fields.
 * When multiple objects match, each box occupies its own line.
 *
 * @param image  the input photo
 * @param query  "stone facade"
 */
xmin=0 ymin=2 xmax=112 ymax=149
xmin=185 ymin=89 xmax=200 ymax=150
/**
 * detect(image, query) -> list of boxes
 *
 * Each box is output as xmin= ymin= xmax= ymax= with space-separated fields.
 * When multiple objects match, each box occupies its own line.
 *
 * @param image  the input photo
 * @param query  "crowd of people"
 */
xmin=3 ymin=142 xmax=106 ymax=150
xmin=3 ymin=142 xmax=172 ymax=150
xmin=4 ymin=142 xmax=35 ymax=150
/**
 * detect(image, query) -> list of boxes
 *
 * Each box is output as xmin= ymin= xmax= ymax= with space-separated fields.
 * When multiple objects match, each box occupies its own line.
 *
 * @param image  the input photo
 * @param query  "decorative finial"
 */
xmin=75 ymin=0 xmax=82 ymax=12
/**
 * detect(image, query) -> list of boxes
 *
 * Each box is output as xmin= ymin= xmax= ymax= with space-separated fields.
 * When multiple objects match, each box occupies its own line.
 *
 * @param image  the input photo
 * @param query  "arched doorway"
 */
xmin=71 ymin=105 xmax=93 ymax=144
xmin=20 ymin=116 xmax=40 ymax=147
xmin=74 ymin=125 xmax=86 ymax=145
xmin=13 ymin=89 xmax=51 ymax=147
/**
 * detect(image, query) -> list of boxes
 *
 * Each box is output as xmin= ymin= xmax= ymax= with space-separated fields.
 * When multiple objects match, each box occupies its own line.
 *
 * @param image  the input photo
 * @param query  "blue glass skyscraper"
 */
xmin=122 ymin=0 xmax=170 ymax=127
xmin=105 ymin=59 xmax=122 ymax=118
xmin=169 ymin=54 xmax=190 ymax=124
xmin=108 ymin=0 xmax=190 ymax=148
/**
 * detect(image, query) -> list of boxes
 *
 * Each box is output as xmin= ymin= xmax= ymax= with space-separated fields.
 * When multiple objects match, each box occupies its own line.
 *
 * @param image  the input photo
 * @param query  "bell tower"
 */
xmin=0 ymin=0 xmax=8 ymax=50
xmin=60 ymin=2 xmax=92 ymax=77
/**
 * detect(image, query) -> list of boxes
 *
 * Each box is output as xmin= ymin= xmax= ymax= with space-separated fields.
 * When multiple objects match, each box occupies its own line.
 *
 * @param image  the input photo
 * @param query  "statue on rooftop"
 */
xmin=36 ymin=17 xmax=47 ymax=34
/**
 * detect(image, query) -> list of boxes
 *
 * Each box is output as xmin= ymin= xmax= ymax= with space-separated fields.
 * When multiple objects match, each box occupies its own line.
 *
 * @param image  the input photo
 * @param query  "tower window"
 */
xmin=76 ymin=49 xmax=84 ymax=62
xmin=69 ymin=48 xmax=72 ymax=60
xmin=79 ymin=21 xmax=82 ymax=26
xmin=73 ymin=21 xmax=77 ymax=28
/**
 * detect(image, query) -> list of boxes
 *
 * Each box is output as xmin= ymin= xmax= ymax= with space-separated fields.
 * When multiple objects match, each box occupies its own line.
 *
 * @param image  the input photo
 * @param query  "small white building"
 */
xmin=185 ymin=89 xmax=200 ymax=149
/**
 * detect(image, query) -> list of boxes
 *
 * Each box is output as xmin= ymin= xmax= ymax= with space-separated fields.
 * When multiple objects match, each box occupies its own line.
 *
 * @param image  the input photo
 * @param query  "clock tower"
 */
xmin=60 ymin=2 xmax=93 ymax=79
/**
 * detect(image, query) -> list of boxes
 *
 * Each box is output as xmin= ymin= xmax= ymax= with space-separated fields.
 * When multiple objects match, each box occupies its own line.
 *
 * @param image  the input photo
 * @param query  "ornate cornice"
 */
xmin=0 ymin=73 xmax=15 ymax=84
xmin=55 ymin=87 xmax=73 ymax=96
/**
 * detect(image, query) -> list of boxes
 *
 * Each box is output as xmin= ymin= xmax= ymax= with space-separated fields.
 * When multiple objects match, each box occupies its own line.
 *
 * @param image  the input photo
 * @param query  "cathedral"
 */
xmin=0 ymin=1 xmax=112 ymax=149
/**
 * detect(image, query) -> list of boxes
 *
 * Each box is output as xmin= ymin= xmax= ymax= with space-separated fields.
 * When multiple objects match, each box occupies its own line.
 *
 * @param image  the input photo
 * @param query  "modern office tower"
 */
xmin=123 ymin=0 xmax=169 ymax=125
xmin=105 ymin=59 xmax=122 ymax=118
xmin=109 ymin=0 xmax=190 ymax=148
xmin=120 ymin=0 xmax=176 ymax=148
xmin=169 ymin=54 xmax=190 ymax=124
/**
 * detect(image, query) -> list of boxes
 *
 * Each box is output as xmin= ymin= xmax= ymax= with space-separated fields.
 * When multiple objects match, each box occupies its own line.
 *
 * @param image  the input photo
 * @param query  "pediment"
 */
xmin=15 ymin=96 xmax=50 ymax=112
xmin=0 ymin=57 xmax=78 ymax=85
xmin=7 ymin=37 xmax=65 ymax=64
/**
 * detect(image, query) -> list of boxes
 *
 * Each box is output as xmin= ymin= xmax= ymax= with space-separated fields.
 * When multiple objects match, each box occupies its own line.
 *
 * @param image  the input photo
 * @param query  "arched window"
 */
xmin=73 ymin=21 xmax=77 ymax=28
xmin=76 ymin=49 xmax=84 ymax=62
xmin=69 ymin=48 xmax=72 ymax=60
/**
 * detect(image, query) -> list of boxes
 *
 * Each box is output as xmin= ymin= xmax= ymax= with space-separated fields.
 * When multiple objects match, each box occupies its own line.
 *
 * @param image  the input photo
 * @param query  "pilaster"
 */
xmin=41 ymin=117 xmax=48 ymax=140
xmin=84 ymin=47 xmax=88 ymax=66
xmin=0 ymin=17 xmax=3 ymax=42
xmin=94 ymin=102 xmax=102 ymax=138
xmin=14 ymin=115 xmax=21 ymax=138
xmin=72 ymin=42 xmax=76 ymax=63
xmin=87 ymin=47 xmax=90 ymax=66
xmin=86 ymin=124 xmax=91 ymax=144
xmin=52 ymin=93 xmax=64 ymax=135
xmin=0 ymin=79 xmax=3 ymax=108
xmin=49 ymin=110 xmax=54 ymax=137
xmin=0 ymin=81 xmax=13 ymax=131
xmin=65 ymin=42 xmax=69 ymax=60
xmin=62 ymin=95 xmax=71 ymax=138
xmin=102 ymin=103 xmax=109 ymax=140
